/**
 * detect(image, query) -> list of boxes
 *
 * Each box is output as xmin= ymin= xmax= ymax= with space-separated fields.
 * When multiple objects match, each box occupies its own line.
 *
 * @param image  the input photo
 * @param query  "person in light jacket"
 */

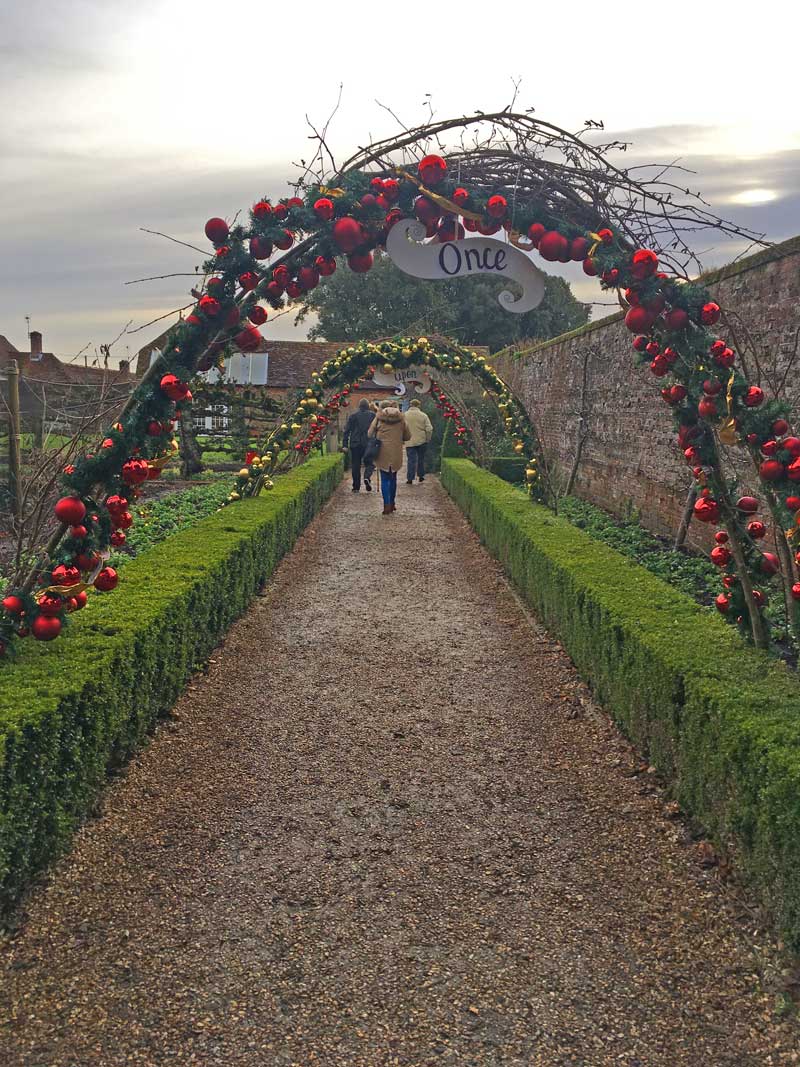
xmin=368 ymin=399 xmax=411 ymax=515
xmin=404 ymin=399 xmax=434 ymax=484
xmin=342 ymin=398 xmax=375 ymax=492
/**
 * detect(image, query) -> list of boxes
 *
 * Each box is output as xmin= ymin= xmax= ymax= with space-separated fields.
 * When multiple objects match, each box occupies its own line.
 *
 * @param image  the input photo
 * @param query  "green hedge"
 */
xmin=0 ymin=455 xmax=343 ymax=915
xmin=486 ymin=456 xmax=526 ymax=483
xmin=442 ymin=459 xmax=800 ymax=950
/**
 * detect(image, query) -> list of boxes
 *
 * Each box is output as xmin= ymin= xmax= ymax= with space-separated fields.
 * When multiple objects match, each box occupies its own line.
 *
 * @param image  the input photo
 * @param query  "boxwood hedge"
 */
xmin=442 ymin=458 xmax=800 ymax=950
xmin=0 ymin=454 xmax=343 ymax=915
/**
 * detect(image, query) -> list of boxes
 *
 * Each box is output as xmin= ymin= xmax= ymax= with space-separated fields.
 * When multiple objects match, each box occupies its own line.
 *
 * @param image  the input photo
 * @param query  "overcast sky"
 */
xmin=1 ymin=0 xmax=798 ymax=365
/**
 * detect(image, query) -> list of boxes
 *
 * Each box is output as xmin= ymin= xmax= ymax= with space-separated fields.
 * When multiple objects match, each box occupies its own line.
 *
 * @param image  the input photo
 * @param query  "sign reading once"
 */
xmin=385 ymin=219 xmax=546 ymax=314
xmin=372 ymin=365 xmax=432 ymax=396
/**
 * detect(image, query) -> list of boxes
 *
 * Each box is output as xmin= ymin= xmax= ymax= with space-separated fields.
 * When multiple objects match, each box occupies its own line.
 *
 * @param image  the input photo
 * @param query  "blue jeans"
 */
xmin=380 ymin=469 xmax=397 ymax=505
xmin=406 ymin=444 xmax=427 ymax=481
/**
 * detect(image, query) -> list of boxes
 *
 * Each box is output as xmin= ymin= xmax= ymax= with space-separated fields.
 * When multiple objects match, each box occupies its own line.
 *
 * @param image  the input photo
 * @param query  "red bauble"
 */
xmin=2 ymin=595 xmax=24 ymax=615
xmin=286 ymin=281 xmax=303 ymax=298
xmin=714 ymin=530 xmax=729 ymax=544
xmin=582 ymin=257 xmax=597 ymax=277
xmin=650 ymin=356 xmax=669 ymax=377
xmin=248 ymin=305 xmax=268 ymax=325
xmin=792 ymin=583 xmax=800 ymax=602
xmin=266 ymin=281 xmax=284 ymax=301
xmin=253 ymin=200 xmax=272 ymax=218
xmin=772 ymin=419 xmax=789 ymax=437
xmin=382 ymin=178 xmax=399 ymax=203
xmin=700 ymin=301 xmax=721 ymax=325
xmin=698 ymin=397 xmax=717 ymax=419
xmin=662 ymin=347 xmax=677 ymax=364
xmin=597 ymin=228 xmax=614 ymax=243
xmin=51 ymin=564 xmax=80 ymax=587
xmin=787 ymin=495 xmax=800 ymax=510
xmin=332 ymin=216 xmax=364 ymax=253
xmin=486 ymin=194 xmax=507 ymax=219
xmin=630 ymin=249 xmax=658 ymax=280
xmin=414 ymin=196 xmax=440 ymax=226
xmin=760 ymin=552 xmax=780 ymax=576
xmin=477 ymin=219 xmax=501 ymax=236
xmin=632 ymin=335 xmax=649 ymax=353
xmin=761 ymin=440 xmax=779 ymax=456
xmin=160 ymin=374 xmax=189 ymax=402
xmin=436 ymin=218 xmax=465 ymax=243
xmin=624 ymin=306 xmax=656 ymax=333
xmin=105 ymin=494 xmax=128 ymax=514
xmin=722 ymin=574 xmax=737 ymax=590
xmin=784 ymin=437 xmax=800 ymax=457
xmin=37 ymin=594 xmax=63 ymax=617
xmin=122 ymin=459 xmax=149 ymax=486
xmin=759 ymin=459 xmax=784 ymax=481
xmin=744 ymin=386 xmax=764 ymax=407
xmin=645 ymin=341 xmax=660 ymax=356
xmin=418 ymin=154 xmax=447 ymax=186
xmin=315 ymin=255 xmax=337 ymax=277
xmin=527 ymin=222 xmax=546 ymax=245
xmin=287 ymin=197 xmax=303 ymax=209
xmin=274 ymin=230 xmax=294 ymax=251
xmin=272 ymin=264 xmax=290 ymax=286
xmin=117 ymin=511 xmax=133 ymax=531
xmin=110 ymin=531 xmax=126 ymax=547
xmin=567 ymin=237 xmax=589 ymax=262
xmin=273 ymin=203 xmax=289 ymax=219
xmin=452 ymin=187 xmax=469 ymax=206
xmin=236 ymin=326 xmax=262 ymax=352
xmin=238 ymin=271 xmax=259 ymax=292
xmin=710 ymin=339 xmax=726 ymax=356
xmin=348 ymin=252 xmax=373 ymax=273
xmin=314 ymin=197 xmax=335 ymax=221
xmin=204 ymin=217 xmax=229 ymax=244
xmin=146 ymin=421 xmax=163 ymax=437
xmin=184 ymin=314 xmax=202 ymax=327
xmin=55 ymin=496 xmax=86 ymax=526
xmin=32 ymin=615 xmax=62 ymax=641
xmin=298 ymin=266 xmax=321 ymax=291
xmin=538 ymin=231 xmax=569 ymax=262
xmin=714 ymin=347 xmax=736 ymax=368
xmin=715 ymin=593 xmax=730 ymax=614
xmin=710 ymin=545 xmax=731 ymax=567
xmin=702 ymin=379 xmax=723 ymax=396
xmin=752 ymin=590 xmax=766 ymax=607
xmin=94 ymin=567 xmax=119 ymax=592
xmin=694 ymin=497 xmax=720 ymax=523
xmin=249 ymin=236 xmax=272 ymax=260
xmin=198 ymin=295 xmax=220 ymax=319
xmin=736 ymin=495 xmax=759 ymax=513
xmin=788 ymin=458 xmax=800 ymax=482
xmin=664 ymin=308 xmax=689 ymax=331
xmin=747 ymin=520 xmax=767 ymax=539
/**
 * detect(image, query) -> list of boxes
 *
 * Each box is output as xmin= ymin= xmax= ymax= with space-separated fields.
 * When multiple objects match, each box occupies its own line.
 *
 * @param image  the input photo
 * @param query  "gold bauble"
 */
xmin=264 ymin=479 xmax=274 ymax=490
xmin=229 ymin=492 xmax=241 ymax=501
xmin=238 ymin=468 xmax=250 ymax=478
xmin=402 ymin=348 xmax=412 ymax=358
xmin=525 ymin=468 xmax=537 ymax=482
xmin=513 ymin=442 xmax=524 ymax=454
xmin=291 ymin=422 xmax=302 ymax=431
xmin=383 ymin=363 xmax=394 ymax=373
xmin=305 ymin=388 xmax=314 ymax=397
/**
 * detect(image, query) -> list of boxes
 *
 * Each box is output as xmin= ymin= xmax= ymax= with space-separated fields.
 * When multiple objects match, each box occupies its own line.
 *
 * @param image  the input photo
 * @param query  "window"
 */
xmin=210 ymin=404 xmax=228 ymax=432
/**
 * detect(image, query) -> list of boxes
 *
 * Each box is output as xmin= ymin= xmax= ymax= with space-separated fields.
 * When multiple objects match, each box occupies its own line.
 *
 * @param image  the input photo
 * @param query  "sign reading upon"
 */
xmin=372 ymin=365 xmax=432 ymax=396
xmin=385 ymin=219 xmax=546 ymax=314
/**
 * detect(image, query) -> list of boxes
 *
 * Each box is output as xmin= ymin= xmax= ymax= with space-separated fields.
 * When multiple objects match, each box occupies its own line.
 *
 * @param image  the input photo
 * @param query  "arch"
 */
xmin=1 ymin=110 xmax=794 ymax=655
xmin=231 ymin=337 xmax=538 ymax=501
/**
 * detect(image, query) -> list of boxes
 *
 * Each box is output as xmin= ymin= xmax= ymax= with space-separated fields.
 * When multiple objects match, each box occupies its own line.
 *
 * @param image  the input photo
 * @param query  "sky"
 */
xmin=1 ymin=0 xmax=799 ymax=366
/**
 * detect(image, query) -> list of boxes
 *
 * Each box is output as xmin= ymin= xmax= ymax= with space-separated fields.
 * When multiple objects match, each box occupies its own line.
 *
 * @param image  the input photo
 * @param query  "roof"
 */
xmin=0 ymin=336 xmax=135 ymax=388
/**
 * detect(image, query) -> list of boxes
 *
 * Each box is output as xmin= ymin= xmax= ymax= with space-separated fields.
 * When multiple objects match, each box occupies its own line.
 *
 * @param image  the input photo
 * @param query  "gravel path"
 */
xmin=1 ymin=473 xmax=798 ymax=1066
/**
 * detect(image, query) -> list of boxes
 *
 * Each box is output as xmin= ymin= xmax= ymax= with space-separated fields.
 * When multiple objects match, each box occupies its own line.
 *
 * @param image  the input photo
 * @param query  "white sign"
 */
xmin=372 ymin=365 xmax=432 ymax=396
xmin=385 ymin=218 xmax=546 ymax=314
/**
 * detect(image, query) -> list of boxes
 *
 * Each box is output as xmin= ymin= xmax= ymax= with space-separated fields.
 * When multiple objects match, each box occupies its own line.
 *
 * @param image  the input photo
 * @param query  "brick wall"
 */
xmin=494 ymin=236 xmax=800 ymax=549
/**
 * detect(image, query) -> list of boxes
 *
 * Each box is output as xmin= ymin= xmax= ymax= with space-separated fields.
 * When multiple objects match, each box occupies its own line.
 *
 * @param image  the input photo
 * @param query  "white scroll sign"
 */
xmin=372 ymin=365 xmax=432 ymax=397
xmin=385 ymin=218 xmax=546 ymax=314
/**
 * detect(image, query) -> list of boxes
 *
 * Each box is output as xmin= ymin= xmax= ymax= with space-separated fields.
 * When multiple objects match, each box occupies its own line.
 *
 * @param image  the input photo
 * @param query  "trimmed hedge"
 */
xmin=0 ymin=454 xmax=343 ymax=915
xmin=486 ymin=456 xmax=526 ymax=483
xmin=442 ymin=458 xmax=800 ymax=950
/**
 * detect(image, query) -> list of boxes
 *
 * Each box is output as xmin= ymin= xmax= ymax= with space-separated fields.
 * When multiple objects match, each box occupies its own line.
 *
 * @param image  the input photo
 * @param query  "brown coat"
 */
xmin=368 ymin=406 xmax=410 ymax=472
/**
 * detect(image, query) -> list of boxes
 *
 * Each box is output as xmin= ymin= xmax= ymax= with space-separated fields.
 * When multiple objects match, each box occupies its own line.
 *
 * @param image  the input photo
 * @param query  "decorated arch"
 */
xmin=229 ymin=336 xmax=538 ymax=501
xmin=3 ymin=109 xmax=798 ymax=657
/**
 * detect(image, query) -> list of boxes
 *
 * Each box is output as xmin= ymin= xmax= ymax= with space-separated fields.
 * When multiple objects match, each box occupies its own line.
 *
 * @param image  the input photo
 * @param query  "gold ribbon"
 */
xmin=717 ymin=370 xmax=738 ymax=446
xmin=319 ymin=186 xmax=345 ymax=198
xmin=393 ymin=168 xmax=484 ymax=222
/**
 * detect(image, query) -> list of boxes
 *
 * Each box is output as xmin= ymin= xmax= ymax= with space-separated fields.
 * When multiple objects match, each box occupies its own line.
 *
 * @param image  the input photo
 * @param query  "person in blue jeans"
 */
xmin=367 ymin=399 xmax=410 ymax=514
xmin=403 ymin=399 xmax=433 ymax=484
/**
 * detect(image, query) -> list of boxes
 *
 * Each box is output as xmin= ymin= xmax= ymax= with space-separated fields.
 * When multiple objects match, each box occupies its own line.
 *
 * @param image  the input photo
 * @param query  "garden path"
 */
xmin=1 ymin=474 xmax=797 ymax=1065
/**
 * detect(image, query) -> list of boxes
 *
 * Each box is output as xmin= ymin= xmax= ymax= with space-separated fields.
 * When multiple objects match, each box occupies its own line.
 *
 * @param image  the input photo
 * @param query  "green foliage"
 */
xmin=0 ymin=455 xmax=343 ymax=917
xmin=442 ymin=459 xmax=800 ymax=951
xmin=487 ymin=457 xmax=527 ymax=483
xmin=296 ymin=253 xmax=588 ymax=352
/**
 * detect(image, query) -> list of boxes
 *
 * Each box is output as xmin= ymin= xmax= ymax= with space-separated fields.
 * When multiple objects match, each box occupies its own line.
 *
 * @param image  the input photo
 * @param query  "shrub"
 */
xmin=0 ymin=455 xmax=343 ymax=915
xmin=442 ymin=458 xmax=800 ymax=951
xmin=486 ymin=456 xmax=526 ymax=484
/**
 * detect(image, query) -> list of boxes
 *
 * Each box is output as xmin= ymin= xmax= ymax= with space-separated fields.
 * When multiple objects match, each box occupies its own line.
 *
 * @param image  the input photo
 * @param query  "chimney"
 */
xmin=29 ymin=331 xmax=43 ymax=362
xmin=118 ymin=359 xmax=130 ymax=380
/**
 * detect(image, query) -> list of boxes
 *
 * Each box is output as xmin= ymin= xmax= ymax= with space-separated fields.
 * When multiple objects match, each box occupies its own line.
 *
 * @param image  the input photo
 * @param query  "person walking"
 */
xmin=404 ymin=398 xmax=433 ymax=484
xmin=367 ymin=398 xmax=410 ymax=515
xmin=342 ymin=398 xmax=375 ymax=492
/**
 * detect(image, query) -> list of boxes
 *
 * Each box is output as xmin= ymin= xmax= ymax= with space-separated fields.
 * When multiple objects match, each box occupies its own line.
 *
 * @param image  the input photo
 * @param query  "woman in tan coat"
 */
xmin=368 ymin=399 xmax=411 ymax=514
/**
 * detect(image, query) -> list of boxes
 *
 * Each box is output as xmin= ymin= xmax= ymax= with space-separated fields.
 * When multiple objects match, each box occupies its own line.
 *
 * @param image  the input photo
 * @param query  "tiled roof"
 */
xmin=0 ymin=337 xmax=134 ymax=387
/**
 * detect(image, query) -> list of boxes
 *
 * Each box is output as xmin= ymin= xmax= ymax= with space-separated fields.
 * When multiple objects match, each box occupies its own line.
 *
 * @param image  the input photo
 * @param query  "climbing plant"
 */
xmin=1 ymin=109 xmax=793 ymax=657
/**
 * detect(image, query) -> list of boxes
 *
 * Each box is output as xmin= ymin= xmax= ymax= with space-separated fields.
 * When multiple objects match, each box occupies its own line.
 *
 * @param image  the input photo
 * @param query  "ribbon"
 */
xmin=319 ymin=186 xmax=345 ymax=198
xmin=393 ymin=168 xmax=485 ymax=222
xmin=717 ymin=370 xmax=738 ymax=446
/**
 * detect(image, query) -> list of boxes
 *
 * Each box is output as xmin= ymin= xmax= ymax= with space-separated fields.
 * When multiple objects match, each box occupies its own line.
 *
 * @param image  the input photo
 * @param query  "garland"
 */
xmin=0 ymin=150 xmax=793 ymax=656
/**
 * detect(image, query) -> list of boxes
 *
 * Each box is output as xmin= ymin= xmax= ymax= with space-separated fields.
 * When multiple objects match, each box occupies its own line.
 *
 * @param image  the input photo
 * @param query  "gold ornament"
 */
xmin=238 ymin=468 xmax=250 ymax=478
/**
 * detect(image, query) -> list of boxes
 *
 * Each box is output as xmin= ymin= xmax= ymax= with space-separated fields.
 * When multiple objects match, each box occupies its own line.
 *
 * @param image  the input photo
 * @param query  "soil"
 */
xmin=0 ymin=473 xmax=798 ymax=1065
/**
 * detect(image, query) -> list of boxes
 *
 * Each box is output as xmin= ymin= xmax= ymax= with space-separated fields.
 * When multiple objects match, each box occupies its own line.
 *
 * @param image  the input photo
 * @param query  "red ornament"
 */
xmin=248 ymin=305 xmax=268 ymax=325
xmin=105 ymin=494 xmax=128 ymax=514
xmin=760 ymin=552 xmax=780 ymax=576
xmin=788 ymin=458 xmax=800 ymax=482
xmin=266 ymin=281 xmax=284 ymax=301
xmin=632 ymin=335 xmax=649 ymax=353
xmin=287 ymin=197 xmax=303 ymax=209
xmin=297 ymin=266 xmax=321 ymax=291
xmin=700 ymin=302 xmax=721 ymax=325
xmin=570 ymin=237 xmax=590 ymax=262
xmin=273 ymin=203 xmax=288 ymax=220
xmin=792 ymin=584 xmax=800 ymax=602
xmin=650 ymin=356 xmax=669 ymax=377
xmin=761 ymin=440 xmax=779 ymax=456
xmin=714 ymin=347 xmax=736 ymax=369
xmin=435 ymin=218 xmax=465 ymax=243
xmin=236 ymin=326 xmax=262 ymax=352
xmin=160 ymin=374 xmax=190 ymax=402
xmin=715 ymin=593 xmax=730 ymax=614
xmin=314 ymin=197 xmax=335 ymax=221
xmin=286 ymin=281 xmax=303 ymax=298
xmin=477 ymin=219 xmax=501 ymax=237
xmin=486 ymin=194 xmax=507 ymax=219
xmin=714 ymin=530 xmax=729 ymax=544
xmin=348 ymin=252 xmax=373 ymax=273
xmin=772 ymin=419 xmax=789 ymax=437
xmin=253 ymin=200 xmax=272 ymax=218
xmin=694 ymin=498 xmax=720 ymax=523
xmin=736 ymin=495 xmax=759 ymax=513
xmin=698 ymin=397 xmax=718 ymax=419
xmin=710 ymin=545 xmax=731 ymax=567
xmin=664 ymin=308 xmax=689 ymax=331
xmin=382 ymin=179 xmax=399 ymax=203
xmin=238 ymin=272 xmax=259 ymax=292
xmin=94 ymin=567 xmax=119 ymax=592
xmin=624 ymin=306 xmax=656 ymax=333
xmin=703 ymin=379 xmax=723 ymax=396
xmin=198 ymin=295 xmax=221 ymax=318
xmin=597 ymin=228 xmax=614 ymax=243
xmin=752 ymin=590 xmax=766 ymax=607
xmin=538 ymin=231 xmax=569 ymax=262
xmin=122 ymin=459 xmax=149 ymax=486
xmin=630 ymin=249 xmax=658 ymax=280
xmin=249 ymin=236 xmax=272 ymax=259
xmin=37 ymin=594 xmax=63 ymax=617
xmin=527 ymin=222 xmax=546 ymax=245
xmin=582 ymin=258 xmax=597 ymax=277
xmin=204 ymin=217 xmax=229 ymax=244
xmin=787 ymin=495 xmax=800 ymax=510
xmin=414 ymin=196 xmax=441 ymax=226
xmin=315 ymin=255 xmax=337 ymax=277
xmin=747 ymin=520 xmax=767 ymax=539
xmin=274 ymin=229 xmax=294 ymax=250
xmin=110 ymin=531 xmax=126 ymax=547
xmin=51 ymin=564 xmax=80 ymax=587
xmin=662 ymin=347 xmax=677 ymax=364
xmin=645 ymin=341 xmax=661 ymax=356
xmin=2 ymin=595 xmax=24 ymax=615
xmin=184 ymin=314 xmax=202 ymax=327
xmin=70 ymin=524 xmax=88 ymax=539
xmin=55 ymin=496 xmax=86 ymax=526
xmin=31 ymin=615 xmax=62 ymax=641
xmin=759 ymin=459 xmax=784 ymax=481
xmin=452 ymin=187 xmax=469 ymax=206
xmin=117 ymin=511 xmax=133 ymax=531
xmin=784 ymin=437 xmax=800 ymax=457
xmin=723 ymin=574 xmax=737 ymax=590
xmin=418 ymin=154 xmax=447 ymax=186
xmin=744 ymin=386 xmax=764 ymax=407
xmin=332 ymin=216 xmax=364 ymax=253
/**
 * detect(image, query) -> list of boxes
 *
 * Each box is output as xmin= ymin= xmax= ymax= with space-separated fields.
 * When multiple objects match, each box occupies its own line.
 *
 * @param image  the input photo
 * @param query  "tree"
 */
xmin=295 ymin=253 xmax=589 ymax=351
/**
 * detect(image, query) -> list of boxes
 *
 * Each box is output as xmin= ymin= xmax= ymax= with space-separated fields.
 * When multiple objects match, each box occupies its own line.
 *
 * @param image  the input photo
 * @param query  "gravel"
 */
xmin=1 ymin=473 xmax=798 ymax=1066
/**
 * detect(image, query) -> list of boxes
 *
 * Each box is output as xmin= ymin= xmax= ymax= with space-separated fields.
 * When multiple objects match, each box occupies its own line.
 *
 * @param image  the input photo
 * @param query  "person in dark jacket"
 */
xmin=342 ymin=398 xmax=376 ymax=491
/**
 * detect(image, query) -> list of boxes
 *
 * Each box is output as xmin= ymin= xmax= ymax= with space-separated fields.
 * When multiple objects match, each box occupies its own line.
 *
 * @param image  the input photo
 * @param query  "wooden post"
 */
xmin=7 ymin=359 xmax=22 ymax=524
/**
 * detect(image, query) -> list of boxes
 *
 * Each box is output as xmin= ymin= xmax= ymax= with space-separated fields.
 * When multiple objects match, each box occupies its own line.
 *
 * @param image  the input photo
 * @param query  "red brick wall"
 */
xmin=494 ymin=237 xmax=800 ymax=549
